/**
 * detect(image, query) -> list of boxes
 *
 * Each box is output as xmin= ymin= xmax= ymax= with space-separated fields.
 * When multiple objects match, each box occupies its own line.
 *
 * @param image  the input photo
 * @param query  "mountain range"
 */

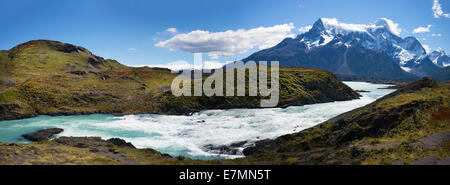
xmin=244 ymin=18 xmax=450 ymax=82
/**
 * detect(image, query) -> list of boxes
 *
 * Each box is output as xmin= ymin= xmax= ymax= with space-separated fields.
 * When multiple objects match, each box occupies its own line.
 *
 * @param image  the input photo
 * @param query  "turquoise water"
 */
xmin=0 ymin=82 xmax=395 ymax=159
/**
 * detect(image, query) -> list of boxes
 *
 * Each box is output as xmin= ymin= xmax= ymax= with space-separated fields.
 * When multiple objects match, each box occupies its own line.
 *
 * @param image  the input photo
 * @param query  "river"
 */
xmin=0 ymin=82 xmax=395 ymax=159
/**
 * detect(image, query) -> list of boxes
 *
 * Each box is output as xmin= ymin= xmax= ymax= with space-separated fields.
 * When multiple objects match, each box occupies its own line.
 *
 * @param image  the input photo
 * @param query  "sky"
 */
xmin=0 ymin=0 xmax=449 ymax=67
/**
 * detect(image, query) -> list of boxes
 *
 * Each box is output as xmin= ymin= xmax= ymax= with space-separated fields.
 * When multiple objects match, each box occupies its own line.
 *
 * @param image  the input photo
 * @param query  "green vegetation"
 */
xmin=241 ymin=78 xmax=449 ymax=165
xmin=0 ymin=137 xmax=175 ymax=165
xmin=0 ymin=40 xmax=358 ymax=120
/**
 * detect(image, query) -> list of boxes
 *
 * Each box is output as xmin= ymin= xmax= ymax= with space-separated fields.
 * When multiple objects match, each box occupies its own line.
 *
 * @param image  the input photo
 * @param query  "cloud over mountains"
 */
xmin=155 ymin=23 xmax=295 ymax=59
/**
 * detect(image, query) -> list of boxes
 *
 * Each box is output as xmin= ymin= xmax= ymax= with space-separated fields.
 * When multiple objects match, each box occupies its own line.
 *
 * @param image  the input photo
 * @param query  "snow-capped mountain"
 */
xmin=300 ymin=18 xmax=427 ymax=68
xmin=243 ymin=18 xmax=449 ymax=81
xmin=429 ymin=50 xmax=450 ymax=67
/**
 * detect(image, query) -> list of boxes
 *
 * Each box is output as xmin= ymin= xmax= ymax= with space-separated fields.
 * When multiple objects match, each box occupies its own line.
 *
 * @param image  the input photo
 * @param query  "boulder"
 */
xmin=22 ymin=128 xmax=64 ymax=142
xmin=1 ymin=77 xmax=15 ymax=86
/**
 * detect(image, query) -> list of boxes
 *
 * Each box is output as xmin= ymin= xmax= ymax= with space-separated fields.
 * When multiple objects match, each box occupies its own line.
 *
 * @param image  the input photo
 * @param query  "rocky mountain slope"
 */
xmin=241 ymin=78 xmax=450 ymax=165
xmin=0 ymin=40 xmax=359 ymax=120
xmin=429 ymin=50 xmax=450 ymax=68
xmin=244 ymin=18 xmax=450 ymax=82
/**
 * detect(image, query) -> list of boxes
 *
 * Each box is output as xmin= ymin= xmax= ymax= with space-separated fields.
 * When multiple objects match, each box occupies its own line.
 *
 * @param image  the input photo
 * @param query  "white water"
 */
xmin=0 ymin=82 xmax=395 ymax=159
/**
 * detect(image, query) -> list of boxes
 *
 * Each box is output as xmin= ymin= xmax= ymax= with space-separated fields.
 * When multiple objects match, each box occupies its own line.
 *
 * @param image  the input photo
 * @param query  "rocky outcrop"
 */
xmin=53 ymin=137 xmax=135 ymax=148
xmin=22 ymin=128 xmax=64 ymax=141
xmin=0 ymin=103 xmax=37 ymax=121
xmin=107 ymin=138 xmax=135 ymax=148
xmin=379 ymin=77 xmax=437 ymax=100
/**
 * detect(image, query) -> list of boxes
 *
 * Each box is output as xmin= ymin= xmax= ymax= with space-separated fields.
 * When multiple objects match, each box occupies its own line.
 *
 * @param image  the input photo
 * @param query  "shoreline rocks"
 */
xmin=203 ymin=141 xmax=248 ymax=155
xmin=355 ymin=90 xmax=371 ymax=93
xmin=107 ymin=138 xmax=135 ymax=148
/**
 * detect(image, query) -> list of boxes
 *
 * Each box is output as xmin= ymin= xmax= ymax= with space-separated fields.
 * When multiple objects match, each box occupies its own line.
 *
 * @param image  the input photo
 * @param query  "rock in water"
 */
xmin=355 ymin=90 xmax=371 ymax=93
xmin=202 ymin=141 xmax=248 ymax=155
xmin=22 ymin=128 xmax=64 ymax=141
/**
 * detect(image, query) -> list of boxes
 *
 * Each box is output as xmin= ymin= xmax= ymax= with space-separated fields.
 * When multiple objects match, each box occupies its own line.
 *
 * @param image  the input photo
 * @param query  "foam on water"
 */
xmin=0 ymin=82 xmax=395 ymax=159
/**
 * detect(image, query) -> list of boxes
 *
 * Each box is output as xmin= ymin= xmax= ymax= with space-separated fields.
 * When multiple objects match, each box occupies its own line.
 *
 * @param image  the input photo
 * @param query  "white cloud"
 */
xmin=167 ymin=28 xmax=178 ymax=33
xmin=321 ymin=18 xmax=369 ymax=32
xmin=413 ymin=25 xmax=432 ymax=33
xmin=422 ymin=45 xmax=431 ymax=54
xmin=431 ymin=33 xmax=443 ymax=37
xmin=432 ymin=0 xmax=450 ymax=18
xmin=128 ymin=48 xmax=136 ymax=51
xmin=155 ymin=23 xmax=295 ymax=58
xmin=298 ymin=25 xmax=312 ymax=33
xmin=375 ymin=18 xmax=402 ymax=36
xmin=320 ymin=18 xmax=402 ymax=36
xmin=134 ymin=60 xmax=230 ymax=71
xmin=321 ymin=18 xmax=368 ymax=31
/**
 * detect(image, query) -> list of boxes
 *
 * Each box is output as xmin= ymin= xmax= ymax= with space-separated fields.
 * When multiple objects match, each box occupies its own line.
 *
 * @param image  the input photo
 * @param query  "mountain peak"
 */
xmin=429 ymin=49 xmax=450 ymax=67
xmin=374 ymin=18 xmax=389 ymax=27
xmin=432 ymin=49 xmax=446 ymax=55
xmin=373 ymin=18 xmax=402 ymax=36
xmin=309 ymin=18 xmax=326 ymax=33
xmin=297 ymin=18 xmax=427 ymax=66
xmin=315 ymin=18 xmax=367 ymax=33
xmin=308 ymin=18 xmax=402 ymax=36
xmin=314 ymin=18 xmax=325 ymax=27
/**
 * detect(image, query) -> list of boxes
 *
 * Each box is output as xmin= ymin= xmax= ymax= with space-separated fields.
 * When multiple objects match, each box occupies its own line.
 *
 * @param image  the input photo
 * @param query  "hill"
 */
xmin=241 ymin=78 xmax=450 ymax=165
xmin=0 ymin=40 xmax=359 ymax=120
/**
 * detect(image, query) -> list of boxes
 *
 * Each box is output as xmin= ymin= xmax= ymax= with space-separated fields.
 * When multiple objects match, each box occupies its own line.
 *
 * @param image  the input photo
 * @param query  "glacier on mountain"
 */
xmin=297 ymin=18 xmax=448 ymax=71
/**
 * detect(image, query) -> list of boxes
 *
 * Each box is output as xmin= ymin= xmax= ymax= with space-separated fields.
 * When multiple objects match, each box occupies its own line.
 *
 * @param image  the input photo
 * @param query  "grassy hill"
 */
xmin=0 ymin=40 xmax=359 ymax=120
xmin=240 ymin=78 xmax=450 ymax=165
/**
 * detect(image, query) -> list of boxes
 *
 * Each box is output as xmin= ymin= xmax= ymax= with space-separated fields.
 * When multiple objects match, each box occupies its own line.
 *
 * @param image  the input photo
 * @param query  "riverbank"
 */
xmin=0 ymin=81 xmax=395 ymax=160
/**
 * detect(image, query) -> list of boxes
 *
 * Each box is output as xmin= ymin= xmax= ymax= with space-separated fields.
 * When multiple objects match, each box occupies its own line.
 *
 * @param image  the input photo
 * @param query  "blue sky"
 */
xmin=0 ymin=0 xmax=449 ymax=66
